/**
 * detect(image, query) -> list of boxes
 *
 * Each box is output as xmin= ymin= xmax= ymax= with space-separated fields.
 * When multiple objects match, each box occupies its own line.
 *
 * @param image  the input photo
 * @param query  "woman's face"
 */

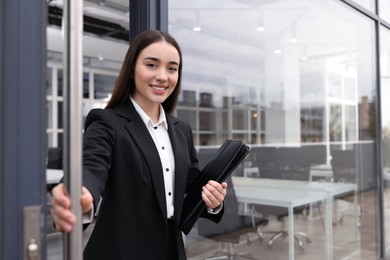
xmin=133 ymin=41 xmax=180 ymax=111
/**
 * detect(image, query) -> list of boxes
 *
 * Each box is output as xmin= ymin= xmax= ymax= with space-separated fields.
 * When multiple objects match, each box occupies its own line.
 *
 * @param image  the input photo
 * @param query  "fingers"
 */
xmin=201 ymin=180 xmax=228 ymax=209
xmin=81 ymin=187 xmax=93 ymax=214
xmin=50 ymin=184 xmax=93 ymax=232
xmin=50 ymin=184 xmax=76 ymax=232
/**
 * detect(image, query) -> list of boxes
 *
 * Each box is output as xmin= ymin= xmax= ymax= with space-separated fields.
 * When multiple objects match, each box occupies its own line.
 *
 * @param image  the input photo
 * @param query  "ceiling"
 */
xmin=47 ymin=0 xmax=130 ymax=63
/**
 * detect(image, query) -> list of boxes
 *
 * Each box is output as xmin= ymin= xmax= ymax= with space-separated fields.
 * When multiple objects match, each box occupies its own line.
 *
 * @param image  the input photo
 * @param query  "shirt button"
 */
xmin=165 ymin=168 xmax=169 ymax=172
xmin=168 ymin=192 xmax=172 ymax=196
xmin=161 ymin=146 xmax=165 ymax=150
xmin=153 ymin=126 xmax=157 ymax=130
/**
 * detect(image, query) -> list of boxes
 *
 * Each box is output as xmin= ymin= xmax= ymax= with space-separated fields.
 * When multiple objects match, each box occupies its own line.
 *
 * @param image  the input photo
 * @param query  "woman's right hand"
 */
xmin=50 ymin=183 xmax=93 ymax=232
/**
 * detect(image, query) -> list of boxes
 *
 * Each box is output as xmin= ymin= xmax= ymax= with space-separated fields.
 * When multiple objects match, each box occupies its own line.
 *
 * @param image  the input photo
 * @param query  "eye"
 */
xmin=146 ymin=63 xmax=158 ymax=69
xmin=169 ymin=67 xmax=178 ymax=72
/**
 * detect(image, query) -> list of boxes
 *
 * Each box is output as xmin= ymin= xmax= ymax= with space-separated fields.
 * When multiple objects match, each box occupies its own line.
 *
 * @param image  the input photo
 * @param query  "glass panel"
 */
xmin=379 ymin=0 xmax=390 ymax=23
xmin=170 ymin=0 xmax=378 ymax=259
xmin=46 ymin=67 xmax=52 ymax=95
xmin=232 ymin=109 xmax=248 ymax=130
xmin=350 ymin=0 xmax=375 ymax=11
xmin=46 ymin=0 xmax=128 ymax=258
xmin=199 ymin=110 xmax=216 ymax=131
xmin=177 ymin=109 xmax=197 ymax=130
xmin=380 ymin=26 xmax=390 ymax=253
xmin=83 ymin=72 xmax=89 ymax=98
xmin=57 ymin=69 xmax=63 ymax=96
xmin=47 ymin=100 xmax=53 ymax=129
xmin=329 ymin=104 xmax=342 ymax=142
xmin=94 ymin=74 xmax=116 ymax=100
xmin=345 ymin=105 xmax=357 ymax=141
xmin=199 ymin=133 xmax=216 ymax=146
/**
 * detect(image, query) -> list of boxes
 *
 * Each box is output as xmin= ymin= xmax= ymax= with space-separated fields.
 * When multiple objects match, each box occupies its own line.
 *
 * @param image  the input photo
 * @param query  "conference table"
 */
xmin=232 ymin=176 xmax=357 ymax=260
xmin=233 ymin=185 xmax=330 ymax=259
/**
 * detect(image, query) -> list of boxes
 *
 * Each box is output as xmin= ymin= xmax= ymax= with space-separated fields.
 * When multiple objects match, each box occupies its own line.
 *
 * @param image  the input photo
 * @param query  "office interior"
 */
xmin=2 ymin=0 xmax=390 ymax=259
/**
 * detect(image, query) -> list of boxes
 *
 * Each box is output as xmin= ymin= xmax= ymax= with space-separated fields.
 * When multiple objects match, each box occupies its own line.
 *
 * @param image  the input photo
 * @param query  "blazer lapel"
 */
xmin=115 ymin=100 xmax=167 ymax=219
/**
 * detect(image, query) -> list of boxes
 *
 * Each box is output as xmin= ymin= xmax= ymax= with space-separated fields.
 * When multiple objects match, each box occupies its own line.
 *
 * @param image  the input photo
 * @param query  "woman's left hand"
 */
xmin=201 ymin=180 xmax=228 ymax=209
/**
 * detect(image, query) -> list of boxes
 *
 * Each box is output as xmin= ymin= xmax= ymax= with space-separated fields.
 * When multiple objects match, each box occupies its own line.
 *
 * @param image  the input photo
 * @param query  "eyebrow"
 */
xmin=144 ymin=57 xmax=180 ymax=66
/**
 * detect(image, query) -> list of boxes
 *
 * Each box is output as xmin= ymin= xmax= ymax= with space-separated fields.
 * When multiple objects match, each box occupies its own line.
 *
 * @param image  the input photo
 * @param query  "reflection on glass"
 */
xmin=170 ymin=0 xmax=377 ymax=258
xmin=345 ymin=105 xmax=357 ymax=141
xmin=199 ymin=111 xmax=216 ymax=131
xmin=83 ymin=72 xmax=89 ymax=98
xmin=232 ymin=109 xmax=248 ymax=130
xmin=47 ymin=68 xmax=52 ymax=96
xmin=380 ymin=26 xmax=390 ymax=252
xmin=328 ymin=72 xmax=343 ymax=98
xmin=94 ymin=74 xmax=116 ymax=100
xmin=379 ymin=0 xmax=390 ymax=22
xmin=329 ymin=104 xmax=342 ymax=141
xmin=177 ymin=109 xmax=196 ymax=129
xmin=350 ymin=0 xmax=375 ymax=11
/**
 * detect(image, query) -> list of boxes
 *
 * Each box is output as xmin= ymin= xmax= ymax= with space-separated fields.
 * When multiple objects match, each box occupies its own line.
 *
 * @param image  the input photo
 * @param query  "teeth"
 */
xmin=152 ymin=86 xmax=166 ymax=91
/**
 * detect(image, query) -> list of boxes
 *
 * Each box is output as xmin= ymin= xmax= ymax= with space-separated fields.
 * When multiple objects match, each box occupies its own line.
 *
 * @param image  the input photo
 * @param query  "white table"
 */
xmin=46 ymin=169 xmax=64 ymax=185
xmin=233 ymin=176 xmax=358 ymax=259
xmin=233 ymin=185 xmax=330 ymax=260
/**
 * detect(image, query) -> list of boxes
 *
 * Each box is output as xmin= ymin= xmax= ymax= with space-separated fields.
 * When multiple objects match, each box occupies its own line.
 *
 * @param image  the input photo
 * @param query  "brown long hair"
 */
xmin=105 ymin=30 xmax=183 ymax=114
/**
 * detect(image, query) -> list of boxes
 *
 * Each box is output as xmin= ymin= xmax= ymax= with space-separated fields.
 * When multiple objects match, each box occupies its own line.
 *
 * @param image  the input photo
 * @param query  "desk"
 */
xmin=234 ymin=186 xmax=330 ymax=260
xmin=233 ymin=177 xmax=357 ymax=259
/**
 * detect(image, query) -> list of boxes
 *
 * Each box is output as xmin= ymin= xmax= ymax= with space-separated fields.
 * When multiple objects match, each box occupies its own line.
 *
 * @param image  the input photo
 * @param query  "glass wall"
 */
xmin=380 ymin=0 xmax=390 ymax=23
xmin=169 ymin=0 xmax=379 ymax=259
xmin=43 ymin=0 xmax=390 ymax=259
xmin=45 ymin=1 xmax=127 ymax=258
xmin=380 ymin=26 xmax=390 ymax=254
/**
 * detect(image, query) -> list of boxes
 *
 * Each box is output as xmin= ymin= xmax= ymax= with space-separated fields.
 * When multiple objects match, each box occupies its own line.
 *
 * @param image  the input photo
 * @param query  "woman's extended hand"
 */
xmin=50 ymin=183 xmax=93 ymax=232
xmin=201 ymin=180 xmax=228 ymax=209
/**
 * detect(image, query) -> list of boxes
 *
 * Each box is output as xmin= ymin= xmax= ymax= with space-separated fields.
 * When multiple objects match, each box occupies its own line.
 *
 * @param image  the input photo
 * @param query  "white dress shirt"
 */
xmin=130 ymin=97 xmax=175 ymax=219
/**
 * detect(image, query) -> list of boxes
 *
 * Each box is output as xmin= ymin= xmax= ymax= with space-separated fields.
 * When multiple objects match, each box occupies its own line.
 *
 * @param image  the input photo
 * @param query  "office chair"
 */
xmin=249 ymin=204 xmax=312 ymax=249
xmin=197 ymin=177 xmax=268 ymax=260
xmin=251 ymin=147 xmax=313 ymax=250
xmin=330 ymin=143 xmax=376 ymax=227
xmin=331 ymin=148 xmax=357 ymax=225
xmin=47 ymin=147 xmax=63 ymax=169
xmin=251 ymin=147 xmax=278 ymax=179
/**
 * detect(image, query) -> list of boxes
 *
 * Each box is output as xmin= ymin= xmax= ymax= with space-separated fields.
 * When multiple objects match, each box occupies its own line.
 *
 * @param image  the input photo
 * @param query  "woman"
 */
xmin=50 ymin=30 xmax=228 ymax=260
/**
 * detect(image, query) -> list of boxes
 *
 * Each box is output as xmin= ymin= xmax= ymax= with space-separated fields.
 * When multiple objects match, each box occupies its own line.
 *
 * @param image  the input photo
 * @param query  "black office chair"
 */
xmin=330 ymin=144 xmax=376 ymax=227
xmin=47 ymin=147 xmax=63 ymax=169
xmin=252 ymin=147 xmax=313 ymax=250
xmin=197 ymin=177 xmax=268 ymax=260
xmin=251 ymin=147 xmax=278 ymax=179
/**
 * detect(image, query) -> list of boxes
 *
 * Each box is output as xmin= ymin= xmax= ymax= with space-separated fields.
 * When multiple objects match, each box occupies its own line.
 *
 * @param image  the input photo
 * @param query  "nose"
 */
xmin=156 ymin=68 xmax=168 ymax=82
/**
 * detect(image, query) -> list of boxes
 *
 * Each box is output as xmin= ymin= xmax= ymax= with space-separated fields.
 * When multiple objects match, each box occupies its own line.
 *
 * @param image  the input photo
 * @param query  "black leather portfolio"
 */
xmin=180 ymin=140 xmax=250 ymax=235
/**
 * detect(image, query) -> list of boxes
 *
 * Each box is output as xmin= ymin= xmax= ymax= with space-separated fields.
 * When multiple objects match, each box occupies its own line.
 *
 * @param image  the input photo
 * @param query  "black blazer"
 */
xmin=82 ymin=100 xmax=223 ymax=260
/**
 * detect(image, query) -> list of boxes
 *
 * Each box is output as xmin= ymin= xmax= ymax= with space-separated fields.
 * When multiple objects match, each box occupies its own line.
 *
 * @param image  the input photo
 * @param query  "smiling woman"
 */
xmin=49 ymin=30 xmax=228 ymax=260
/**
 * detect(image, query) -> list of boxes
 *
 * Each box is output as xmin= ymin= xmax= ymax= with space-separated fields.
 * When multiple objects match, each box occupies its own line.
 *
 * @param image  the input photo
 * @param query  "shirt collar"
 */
xmin=130 ymin=96 xmax=168 ymax=130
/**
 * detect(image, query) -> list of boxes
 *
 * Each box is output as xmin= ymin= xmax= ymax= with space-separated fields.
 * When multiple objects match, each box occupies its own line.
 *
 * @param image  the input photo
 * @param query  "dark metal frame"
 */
xmin=0 ymin=0 xmax=47 ymax=259
xmin=129 ymin=0 xmax=168 ymax=41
